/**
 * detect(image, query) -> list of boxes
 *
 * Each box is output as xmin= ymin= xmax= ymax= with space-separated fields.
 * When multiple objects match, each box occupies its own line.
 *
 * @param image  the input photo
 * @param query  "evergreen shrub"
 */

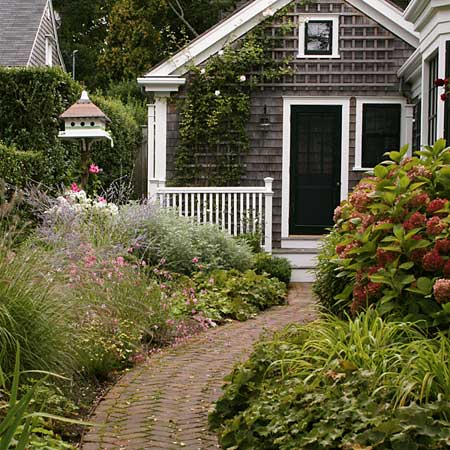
xmin=254 ymin=253 xmax=292 ymax=285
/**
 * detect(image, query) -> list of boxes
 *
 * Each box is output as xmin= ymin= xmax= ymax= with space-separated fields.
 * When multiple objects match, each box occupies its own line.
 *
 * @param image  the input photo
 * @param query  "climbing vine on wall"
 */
xmin=173 ymin=8 xmax=295 ymax=186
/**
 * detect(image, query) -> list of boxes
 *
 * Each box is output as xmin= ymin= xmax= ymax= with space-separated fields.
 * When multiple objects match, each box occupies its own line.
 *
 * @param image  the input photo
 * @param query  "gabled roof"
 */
xmin=0 ymin=0 xmax=64 ymax=68
xmin=142 ymin=0 xmax=419 ymax=79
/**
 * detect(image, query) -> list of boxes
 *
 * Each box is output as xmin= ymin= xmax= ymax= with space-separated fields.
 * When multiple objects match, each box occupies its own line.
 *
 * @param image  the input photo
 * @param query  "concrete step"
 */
xmin=273 ymin=247 xmax=318 ymax=282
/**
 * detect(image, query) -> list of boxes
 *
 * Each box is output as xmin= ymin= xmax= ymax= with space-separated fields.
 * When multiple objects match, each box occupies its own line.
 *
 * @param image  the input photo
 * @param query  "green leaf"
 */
xmin=374 ymin=165 xmax=388 ymax=178
xmin=399 ymin=262 xmax=414 ymax=270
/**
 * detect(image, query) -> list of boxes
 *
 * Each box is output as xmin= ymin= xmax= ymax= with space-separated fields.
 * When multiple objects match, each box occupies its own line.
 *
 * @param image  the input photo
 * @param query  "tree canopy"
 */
xmin=54 ymin=0 xmax=237 ymax=88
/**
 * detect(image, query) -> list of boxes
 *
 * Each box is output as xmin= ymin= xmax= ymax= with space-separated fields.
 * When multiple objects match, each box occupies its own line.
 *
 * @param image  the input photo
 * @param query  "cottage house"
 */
xmin=0 ymin=0 xmax=65 ymax=68
xmin=138 ymin=0 xmax=450 ymax=281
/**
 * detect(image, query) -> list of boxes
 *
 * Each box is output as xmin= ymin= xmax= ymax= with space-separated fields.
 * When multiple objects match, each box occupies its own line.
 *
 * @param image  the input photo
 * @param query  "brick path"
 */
xmin=82 ymin=283 xmax=315 ymax=450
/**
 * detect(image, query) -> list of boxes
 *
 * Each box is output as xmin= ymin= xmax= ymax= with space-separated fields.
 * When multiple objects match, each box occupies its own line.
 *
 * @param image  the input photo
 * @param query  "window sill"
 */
xmin=296 ymin=53 xmax=341 ymax=59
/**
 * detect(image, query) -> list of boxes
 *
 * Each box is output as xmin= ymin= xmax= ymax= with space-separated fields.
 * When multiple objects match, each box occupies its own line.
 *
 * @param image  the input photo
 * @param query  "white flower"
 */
xmin=215 ymin=90 xmax=221 ymax=96
xmin=239 ymin=75 xmax=246 ymax=82
xmin=218 ymin=50 xmax=224 ymax=56
xmin=200 ymin=68 xmax=206 ymax=74
xmin=262 ymin=8 xmax=274 ymax=17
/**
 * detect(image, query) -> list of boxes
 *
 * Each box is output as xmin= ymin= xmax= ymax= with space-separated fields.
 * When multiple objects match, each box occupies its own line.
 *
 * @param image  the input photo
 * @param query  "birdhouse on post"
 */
xmin=58 ymin=91 xmax=113 ymax=187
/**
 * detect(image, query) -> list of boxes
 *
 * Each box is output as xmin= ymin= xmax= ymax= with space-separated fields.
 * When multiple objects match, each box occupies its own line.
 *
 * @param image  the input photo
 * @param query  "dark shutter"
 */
xmin=362 ymin=104 xmax=401 ymax=168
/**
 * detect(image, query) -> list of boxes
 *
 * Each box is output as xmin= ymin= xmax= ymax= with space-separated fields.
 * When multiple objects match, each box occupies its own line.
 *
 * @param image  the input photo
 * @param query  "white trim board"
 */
xmin=297 ymin=14 xmax=340 ymax=59
xmin=142 ymin=0 xmax=418 ymax=78
xmin=354 ymin=97 xmax=410 ymax=171
xmin=281 ymin=97 xmax=350 ymax=239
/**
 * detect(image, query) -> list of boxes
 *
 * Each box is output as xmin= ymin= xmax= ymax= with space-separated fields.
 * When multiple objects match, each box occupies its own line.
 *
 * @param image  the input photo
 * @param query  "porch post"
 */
xmin=404 ymin=104 xmax=414 ymax=155
xmin=264 ymin=177 xmax=274 ymax=254
xmin=155 ymin=95 xmax=168 ymax=189
xmin=147 ymin=103 xmax=156 ymax=196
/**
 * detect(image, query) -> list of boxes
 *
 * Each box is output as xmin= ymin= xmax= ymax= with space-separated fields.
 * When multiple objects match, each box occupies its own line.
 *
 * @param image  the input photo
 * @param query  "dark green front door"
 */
xmin=289 ymin=105 xmax=342 ymax=235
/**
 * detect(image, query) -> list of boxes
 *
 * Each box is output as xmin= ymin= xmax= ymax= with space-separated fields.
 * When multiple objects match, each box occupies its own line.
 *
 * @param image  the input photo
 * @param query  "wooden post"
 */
xmin=80 ymin=139 xmax=91 ymax=188
xmin=264 ymin=177 xmax=273 ymax=254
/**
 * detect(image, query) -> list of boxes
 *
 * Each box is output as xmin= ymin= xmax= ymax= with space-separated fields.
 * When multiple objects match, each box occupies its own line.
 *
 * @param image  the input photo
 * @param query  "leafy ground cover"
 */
xmin=209 ymin=312 xmax=450 ymax=449
xmin=0 ymin=185 xmax=289 ymax=448
xmin=210 ymin=141 xmax=450 ymax=449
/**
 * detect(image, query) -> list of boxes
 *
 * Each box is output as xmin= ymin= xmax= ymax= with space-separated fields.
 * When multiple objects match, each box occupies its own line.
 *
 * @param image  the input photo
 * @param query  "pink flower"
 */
xmin=409 ymin=192 xmax=430 ymax=208
xmin=192 ymin=257 xmax=199 ymax=264
xmin=435 ymin=239 xmax=450 ymax=255
xmin=403 ymin=212 xmax=427 ymax=231
xmin=426 ymin=216 xmax=446 ymax=235
xmin=426 ymin=198 xmax=448 ymax=216
xmin=433 ymin=278 xmax=450 ymax=304
xmin=115 ymin=256 xmax=125 ymax=266
xmin=422 ymin=250 xmax=445 ymax=271
xmin=97 ymin=196 xmax=106 ymax=203
xmin=376 ymin=248 xmax=398 ymax=265
xmin=89 ymin=164 xmax=101 ymax=174
xmin=435 ymin=78 xmax=447 ymax=87
xmin=71 ymin=182 xmax=81 ymax=192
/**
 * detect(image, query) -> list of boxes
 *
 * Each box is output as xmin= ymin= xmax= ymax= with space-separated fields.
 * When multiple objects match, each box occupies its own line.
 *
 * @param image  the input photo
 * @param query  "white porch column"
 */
xmin=264 ymin=177 xmax=274 ymax=254
xmin=137 ymin=76 xmax=186 ymax=198
xmin=155 ymin=94 xmax=168 ymax=188
xmin=147 ymin=103 xmax=156 ymax=196
xmin=404 ymin=104 xmax=415 ymax=154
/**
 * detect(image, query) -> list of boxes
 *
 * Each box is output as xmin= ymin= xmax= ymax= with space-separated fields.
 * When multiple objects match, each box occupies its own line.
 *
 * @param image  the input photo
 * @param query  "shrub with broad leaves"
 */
xmin=314 ymin=139 xmax=450 ymax=331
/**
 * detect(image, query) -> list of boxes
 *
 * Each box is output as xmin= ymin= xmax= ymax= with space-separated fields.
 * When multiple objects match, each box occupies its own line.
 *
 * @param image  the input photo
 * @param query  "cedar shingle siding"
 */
xmin=0 ymin=0 xmax=63 ymax=68
xmin=166 ymin=0 xmax=415 ymax=246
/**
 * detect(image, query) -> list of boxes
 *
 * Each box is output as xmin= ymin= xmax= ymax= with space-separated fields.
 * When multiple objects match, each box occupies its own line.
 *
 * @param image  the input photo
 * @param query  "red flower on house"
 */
xmin=409 ymin=192 xmax=430 ymax=208
xmin=376 ymin=248 xmax=397 ymax=265
xmin=403 ymin=212 xmax=427 ymax=231
xmin=426 ymin=198 xmax=448 ymax=215
xmin=435 ymin=239 xmax=450 ymax=255
xmin=443 ymin=260 xmax=450 ymax=278
xmin=426 ymin=216 xmax=446 ymax=235
xmin=422 ymin=250 xmax=445 ymax=271
xmin=433 ymin=278 xmax=450 ymax=304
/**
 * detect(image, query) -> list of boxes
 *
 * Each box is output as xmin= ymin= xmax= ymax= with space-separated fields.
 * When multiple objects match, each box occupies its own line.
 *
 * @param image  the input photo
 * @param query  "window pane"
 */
xmin=305 ymin=21 xmax=332 ymax=55
xmin=362 ymin=104 xmax=401 ymax=167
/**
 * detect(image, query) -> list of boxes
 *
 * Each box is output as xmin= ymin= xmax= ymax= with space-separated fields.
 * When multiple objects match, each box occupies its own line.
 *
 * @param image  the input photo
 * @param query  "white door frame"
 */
xmin=281 ymin=97 xmax=350 ymax=239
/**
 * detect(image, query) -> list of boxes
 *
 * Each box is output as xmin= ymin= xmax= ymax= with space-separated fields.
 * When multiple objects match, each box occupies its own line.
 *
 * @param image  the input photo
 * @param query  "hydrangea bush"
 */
xmin=315 ymin=139 xmax=450 ymax=330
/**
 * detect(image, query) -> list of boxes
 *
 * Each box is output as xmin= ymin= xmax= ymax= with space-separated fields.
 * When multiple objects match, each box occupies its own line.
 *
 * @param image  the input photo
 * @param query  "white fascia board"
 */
xmin=404 ymin=0 xmax=430 ymax=24
xmin=59 ymin=129 xmax=113 ymax=142
xmin=137 ymin=77 xmax=186 ymax=92
xmin=143 ymin=0 xmax=419 ymax=78
xmin=346 ymin=0 xmax=419 ymax=48
xmin=405 ymin=0 xmax=450 ymax=32
xmin=145 ymin=0 xmax=292 ymax=77
xmin=49 ymin=0 xmax=66 ymax=71
xmin=397 ymin=47 xmax=421 ymax=80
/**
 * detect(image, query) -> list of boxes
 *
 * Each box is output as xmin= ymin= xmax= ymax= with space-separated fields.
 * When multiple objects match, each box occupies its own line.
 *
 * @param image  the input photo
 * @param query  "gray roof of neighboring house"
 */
xmin=0 ymin=0 xmax=48 ymax=66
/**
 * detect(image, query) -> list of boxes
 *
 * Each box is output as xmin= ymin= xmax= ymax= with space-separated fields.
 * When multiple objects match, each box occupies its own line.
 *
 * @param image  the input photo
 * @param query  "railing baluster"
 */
xmin=240 ymin=192 xmax=244 ymax=234
xmin=246 ymin=193 xmax=250 ymax=233
xmin=233 ymin=192 xmax=238 ymax=236
xmin=227 ymin=193 xmax=232 ymax=234
xmin=258 ymin=193 xmax=263 ymax=238
xmin=209 ymin=193 xmax=213 ymax=223
xmin=221 ymin=193 xmax=225 ymax=231
xmin=252 ymin=193 xmax=256 ymax=233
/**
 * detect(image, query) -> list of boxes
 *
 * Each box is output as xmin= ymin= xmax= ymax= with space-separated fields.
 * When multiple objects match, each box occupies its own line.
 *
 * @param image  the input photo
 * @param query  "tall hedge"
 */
xmin=0 ymin=67 xmax=81 ymax=186
xmin=0 ymin=68 xmax=143 ymax=190
xmin=90 ymin=95 xmax=142 ymax=188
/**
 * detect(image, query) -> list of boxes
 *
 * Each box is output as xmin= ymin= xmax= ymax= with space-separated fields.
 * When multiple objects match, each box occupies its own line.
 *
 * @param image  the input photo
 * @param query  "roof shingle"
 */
xmin=0 ymin=0 xmax=47 ymax=66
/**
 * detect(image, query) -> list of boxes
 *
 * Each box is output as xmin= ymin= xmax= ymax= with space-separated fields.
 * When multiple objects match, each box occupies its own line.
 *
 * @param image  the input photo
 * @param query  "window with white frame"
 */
xmin=355 ymin=99 xmax=405 ymax=169
xmin=45 ymin=37 xmax=53 ymax=67
xmin=298 ymin=15 xmax=340 ymax=59
xmin=428 ymin=53 xmax=439 ymax=145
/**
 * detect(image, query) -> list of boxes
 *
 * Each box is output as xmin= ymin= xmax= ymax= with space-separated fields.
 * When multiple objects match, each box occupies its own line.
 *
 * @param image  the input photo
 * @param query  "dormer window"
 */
xmin=45 ymin=36 xmax=53 ymax=66
xmin=298 ymin=15 xmax=340 ymax=59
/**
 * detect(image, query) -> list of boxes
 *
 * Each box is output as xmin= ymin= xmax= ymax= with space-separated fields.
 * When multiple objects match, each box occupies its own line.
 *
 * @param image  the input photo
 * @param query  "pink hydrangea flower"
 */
xmin=433 ymin=278 xmax=450 ymax=304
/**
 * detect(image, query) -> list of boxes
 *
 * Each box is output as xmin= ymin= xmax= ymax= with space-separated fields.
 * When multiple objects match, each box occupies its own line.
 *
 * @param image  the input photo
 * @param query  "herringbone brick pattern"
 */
xmin=82 ymin=283 xmax=315 ymax=450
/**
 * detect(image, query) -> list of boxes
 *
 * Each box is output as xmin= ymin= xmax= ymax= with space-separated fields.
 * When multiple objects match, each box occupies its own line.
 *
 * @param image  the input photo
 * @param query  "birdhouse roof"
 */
xmin=60 ymin=91 xmax=110 ymax=121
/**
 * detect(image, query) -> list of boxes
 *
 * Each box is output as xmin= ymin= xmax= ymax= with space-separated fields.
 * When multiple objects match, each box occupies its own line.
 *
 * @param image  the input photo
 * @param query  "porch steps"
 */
xmin=273 ymin=245 xmax=319 ymax=283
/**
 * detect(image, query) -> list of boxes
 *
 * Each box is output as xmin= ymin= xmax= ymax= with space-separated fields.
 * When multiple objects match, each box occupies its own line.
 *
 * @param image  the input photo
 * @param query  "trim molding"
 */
xmin=137 ymin=77 xmax=186 ymax=92
xmin=354 ymin=97 xmax=409 ymax=170
xmin=281 ymin=97 xmax=350 ymax=239
xmin=142 ymin=0 xmax=418 ymax=78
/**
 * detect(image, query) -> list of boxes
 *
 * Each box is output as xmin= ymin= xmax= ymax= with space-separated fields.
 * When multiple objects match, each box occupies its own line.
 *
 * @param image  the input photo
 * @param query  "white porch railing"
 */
xmin=155 ymin=177 xmax=274 ymax=253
